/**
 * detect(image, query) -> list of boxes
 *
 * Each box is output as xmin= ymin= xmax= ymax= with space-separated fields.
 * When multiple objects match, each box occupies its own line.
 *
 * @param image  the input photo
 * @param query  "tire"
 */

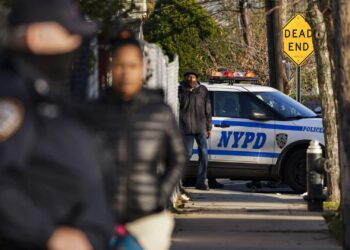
xmin=284 ymin=149 xmax=307 ymax=194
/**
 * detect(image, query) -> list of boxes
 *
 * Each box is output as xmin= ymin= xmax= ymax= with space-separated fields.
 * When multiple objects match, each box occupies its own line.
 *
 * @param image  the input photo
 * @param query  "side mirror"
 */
xmin=250 ymin=112 xmax=272 ymax=121
xmin=314 ymin=107 xmax=322 ymax=114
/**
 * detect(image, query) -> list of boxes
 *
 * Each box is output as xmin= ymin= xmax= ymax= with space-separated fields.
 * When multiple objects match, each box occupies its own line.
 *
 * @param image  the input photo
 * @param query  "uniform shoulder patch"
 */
xmin=0 ymin=98 xmax=25 ymax=142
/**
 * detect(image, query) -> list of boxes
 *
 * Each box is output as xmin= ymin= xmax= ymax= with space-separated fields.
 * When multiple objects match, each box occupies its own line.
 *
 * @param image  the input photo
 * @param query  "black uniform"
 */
xmin=83 ymin=88 xmax=186 ymax=224
xmin=0 ymin=57 xmax=113 ymax=250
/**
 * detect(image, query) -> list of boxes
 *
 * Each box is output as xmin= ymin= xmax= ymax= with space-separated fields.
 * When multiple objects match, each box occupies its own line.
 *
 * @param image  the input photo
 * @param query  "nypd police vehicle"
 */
xmin=187 ymin=71 xmax=324 ymax=193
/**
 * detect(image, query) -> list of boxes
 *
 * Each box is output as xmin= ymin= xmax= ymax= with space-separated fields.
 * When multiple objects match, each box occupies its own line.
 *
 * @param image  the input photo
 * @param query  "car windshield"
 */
xmin=253 ymin=91 xmax=317 ymax=119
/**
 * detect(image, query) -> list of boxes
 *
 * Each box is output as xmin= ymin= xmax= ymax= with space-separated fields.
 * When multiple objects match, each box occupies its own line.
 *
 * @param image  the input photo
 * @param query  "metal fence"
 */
xmin=143 ymin=43 xmax=181 ymax=206
xmin=144 ymin=43 xmax=179 ymax=119
xmin=87 ymin=42 xmax=180 ymax=118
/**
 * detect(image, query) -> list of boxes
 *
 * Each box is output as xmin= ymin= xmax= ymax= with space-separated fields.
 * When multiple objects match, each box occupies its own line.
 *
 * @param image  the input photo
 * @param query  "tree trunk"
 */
xmin=291 ymin=0 xmax=298 ymax=16
xmin=318 ymin=0 xmax=335 ymax=81
xmin=333 ymin=0 xmax=350 ymax=248
xmin=280 ymin=0 xmax=290 ymax=94
xmin=281 ymin=0 xmax=287 ymax=25
xmin=306 ymin=1 xmax=340 ymax=204
xmin=239 ymin=0 xmax=251 ymax=47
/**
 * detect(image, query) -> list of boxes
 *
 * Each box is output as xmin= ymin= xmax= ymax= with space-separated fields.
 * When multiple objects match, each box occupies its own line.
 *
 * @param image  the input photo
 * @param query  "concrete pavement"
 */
xmin=171 ymin=180 xmax=342 ymax=250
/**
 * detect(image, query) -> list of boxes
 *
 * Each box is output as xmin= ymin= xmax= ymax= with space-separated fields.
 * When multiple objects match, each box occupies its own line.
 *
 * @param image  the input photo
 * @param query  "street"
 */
xmin=172 ymin=180 xmax=341 ymax=250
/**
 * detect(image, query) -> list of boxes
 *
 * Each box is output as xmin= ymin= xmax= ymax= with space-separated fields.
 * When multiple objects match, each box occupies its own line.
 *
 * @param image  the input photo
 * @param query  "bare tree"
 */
xmin=239 ymin=0 xmax=251 ymax=46
xmin=318 ymin=1 xmax=335 ymax=85
xmin=332 ymin=0 xmax=350 ymax=247
xmin=280 ymin=0 xmax=288 ymax=24
xmin=306 ymin=0 xmax=340 ymax=204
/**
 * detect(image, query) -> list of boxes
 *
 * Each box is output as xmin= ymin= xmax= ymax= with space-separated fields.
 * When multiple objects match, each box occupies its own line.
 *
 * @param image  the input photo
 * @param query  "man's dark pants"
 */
xmin=184 ymin=132 xmax=208 ymax=185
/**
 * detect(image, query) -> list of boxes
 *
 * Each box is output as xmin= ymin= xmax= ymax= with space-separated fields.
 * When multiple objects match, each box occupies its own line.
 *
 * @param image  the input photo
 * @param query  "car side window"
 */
xmin=213 ymin=91 xmax=240 ymax=118
xmin=238 ymin=92 xmax=272 ymax=119
xmin=213 ymin=91 xmax=274 ymax=119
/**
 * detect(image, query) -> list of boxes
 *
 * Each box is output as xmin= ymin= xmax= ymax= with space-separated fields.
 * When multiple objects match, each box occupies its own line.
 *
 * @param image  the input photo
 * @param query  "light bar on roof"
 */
xmin=209 ymin=70 xmax=259 ymax=84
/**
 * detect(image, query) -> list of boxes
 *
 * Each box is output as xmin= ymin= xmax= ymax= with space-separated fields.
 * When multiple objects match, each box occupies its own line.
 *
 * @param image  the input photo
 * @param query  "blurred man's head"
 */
xmin=184 ymin=72 xmax=198 ymax=89
xmin=5 ymin=0 xmax=96 ymax=81
xmin=1 ymin=22 xmax=82 ymax=61
xmin=110 ymin=31 xmax=144 ymax=101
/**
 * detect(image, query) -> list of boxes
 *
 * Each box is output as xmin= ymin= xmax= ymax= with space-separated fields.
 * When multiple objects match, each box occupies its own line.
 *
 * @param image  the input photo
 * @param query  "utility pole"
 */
xmin=265 ymin=0 xmax=284 ymax=91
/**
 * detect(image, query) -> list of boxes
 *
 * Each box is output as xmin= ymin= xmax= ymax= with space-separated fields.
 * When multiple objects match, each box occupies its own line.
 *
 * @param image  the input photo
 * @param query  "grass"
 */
xmin=323 ymin=201 xmax=343 ymax=244
xmin=324 ymin=201 xmax=340 ymax=211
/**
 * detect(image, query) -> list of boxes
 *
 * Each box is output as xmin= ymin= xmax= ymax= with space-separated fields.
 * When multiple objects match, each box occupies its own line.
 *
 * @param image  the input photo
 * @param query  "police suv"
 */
xmin=187 ymin=71 xmax=324 ymax=193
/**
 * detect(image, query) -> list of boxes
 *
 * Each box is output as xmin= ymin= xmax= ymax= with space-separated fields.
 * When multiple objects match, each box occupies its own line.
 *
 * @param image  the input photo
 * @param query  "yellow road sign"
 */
xmin=283 ymin=15 xmax=314 ymax=65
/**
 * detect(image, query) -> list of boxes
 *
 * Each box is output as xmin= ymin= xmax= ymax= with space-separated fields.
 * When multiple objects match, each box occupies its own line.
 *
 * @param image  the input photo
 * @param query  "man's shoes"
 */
xmin=195 ymin=183 xmax=210 ymax=191
xmin=208 ymin=179 xmax=225 ymax=189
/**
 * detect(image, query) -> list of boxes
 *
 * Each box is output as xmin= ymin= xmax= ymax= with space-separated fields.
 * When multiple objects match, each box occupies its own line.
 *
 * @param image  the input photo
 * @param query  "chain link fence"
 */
xmin=144 ymin=43 xmax=179 ymax=119
xmin=88 ymin=42 xmax=180 ymax=118
xmin=143 ymin=43 xmax=181 ymax=207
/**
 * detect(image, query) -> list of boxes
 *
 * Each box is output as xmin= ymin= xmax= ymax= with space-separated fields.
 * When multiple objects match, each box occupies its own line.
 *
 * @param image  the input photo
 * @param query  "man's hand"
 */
xmin=48 ymin=227 xmax=93 ymax=250
xmin=26 ymin=22 xmax=82 ymax=55
xmin=207 ymin=131 xmax=211 ymax=139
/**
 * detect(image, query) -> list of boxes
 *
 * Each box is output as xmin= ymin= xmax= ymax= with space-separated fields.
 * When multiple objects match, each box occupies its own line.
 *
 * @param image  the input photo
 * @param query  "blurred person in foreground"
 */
xmin=0 ymin=0 xmax=113 ymax=250
xmin=84 ymin=29 xmax=186 ymax=250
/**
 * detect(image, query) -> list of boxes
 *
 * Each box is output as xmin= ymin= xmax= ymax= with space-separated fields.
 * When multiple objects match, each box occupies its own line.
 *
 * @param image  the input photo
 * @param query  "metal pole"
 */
xmin=296 ymin=65 xmax=301 ymax=102
xmin=265 ymin=0 xmax=284 ymax=91
xmin=265 ymin=0 xmax=276 ymax=88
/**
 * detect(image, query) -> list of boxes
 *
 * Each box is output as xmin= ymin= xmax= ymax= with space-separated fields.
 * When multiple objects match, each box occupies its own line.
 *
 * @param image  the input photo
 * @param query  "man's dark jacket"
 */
xmin=178 ymin=81 xmax=212 ymax=134
xmin=84 ymin=88 xmax=186 ymax=224
xmin=0 ymin=58 xmax=114 ymax=250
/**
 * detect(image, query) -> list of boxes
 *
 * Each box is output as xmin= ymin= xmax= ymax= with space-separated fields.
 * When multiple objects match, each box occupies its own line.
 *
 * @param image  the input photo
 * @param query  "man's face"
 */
xmin=186 ymin=74 xmax=197 ymax=88
xmin=111 ymin=45 xmax=144 ymax=100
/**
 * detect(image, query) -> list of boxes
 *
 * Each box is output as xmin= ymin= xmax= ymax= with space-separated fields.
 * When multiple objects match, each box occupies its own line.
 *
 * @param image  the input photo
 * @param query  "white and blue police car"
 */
xmin=187 ymin=72 xmax=324 ymax=193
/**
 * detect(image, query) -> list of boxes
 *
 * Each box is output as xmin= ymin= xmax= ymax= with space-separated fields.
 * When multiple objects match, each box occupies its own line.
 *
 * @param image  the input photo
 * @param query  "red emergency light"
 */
xmin=209 ymin=70 xmax=259 ymax=84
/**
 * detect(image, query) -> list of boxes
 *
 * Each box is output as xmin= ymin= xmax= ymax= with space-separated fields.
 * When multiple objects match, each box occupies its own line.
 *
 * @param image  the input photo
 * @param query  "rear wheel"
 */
xmin=284 ymin=149 xmax=307 ymax=193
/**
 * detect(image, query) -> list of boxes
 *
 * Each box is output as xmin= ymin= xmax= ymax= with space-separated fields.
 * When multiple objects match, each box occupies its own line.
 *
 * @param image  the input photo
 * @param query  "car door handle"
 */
xmin=214 ymin=124 xmax=230 ymax=128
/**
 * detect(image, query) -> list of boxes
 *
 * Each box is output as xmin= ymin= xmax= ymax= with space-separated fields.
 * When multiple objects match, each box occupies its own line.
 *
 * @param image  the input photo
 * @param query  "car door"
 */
xmin=209 ymin=90 xmax=277 ymax=165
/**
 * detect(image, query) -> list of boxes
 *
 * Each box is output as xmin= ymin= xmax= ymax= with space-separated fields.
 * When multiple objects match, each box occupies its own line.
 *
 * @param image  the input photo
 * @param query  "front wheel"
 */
xmin=284 ymin=149 xmax=307 ymax=194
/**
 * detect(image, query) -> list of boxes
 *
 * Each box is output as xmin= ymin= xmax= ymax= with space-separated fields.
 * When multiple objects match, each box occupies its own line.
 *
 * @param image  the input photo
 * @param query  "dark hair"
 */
xmin=184 ymin=71 xmax=198 ymax=78
xmin=109 ymin=30 xmax=143 ymax=58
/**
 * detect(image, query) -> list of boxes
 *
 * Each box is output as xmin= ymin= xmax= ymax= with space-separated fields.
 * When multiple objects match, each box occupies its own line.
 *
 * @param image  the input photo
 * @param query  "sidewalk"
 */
xmin=171 ymin=181 xmax=342 ymax=250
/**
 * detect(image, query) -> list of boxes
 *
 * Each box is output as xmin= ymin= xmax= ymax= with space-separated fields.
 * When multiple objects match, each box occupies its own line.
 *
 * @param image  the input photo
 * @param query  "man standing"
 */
xmin=179 ymin=72 xmax=224 ymax=190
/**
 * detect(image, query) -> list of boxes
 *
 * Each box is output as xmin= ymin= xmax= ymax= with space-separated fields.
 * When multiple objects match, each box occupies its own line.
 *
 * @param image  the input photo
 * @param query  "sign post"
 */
xmin=296 ymin=65 xmax=301 ymax=102
xmin=282 ymin=14 xmax=314 ymax=102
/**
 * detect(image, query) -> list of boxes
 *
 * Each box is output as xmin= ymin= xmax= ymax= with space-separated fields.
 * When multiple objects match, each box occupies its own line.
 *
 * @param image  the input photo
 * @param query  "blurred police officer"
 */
xmin=0 ymin=1 xmax=113 ymax=250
